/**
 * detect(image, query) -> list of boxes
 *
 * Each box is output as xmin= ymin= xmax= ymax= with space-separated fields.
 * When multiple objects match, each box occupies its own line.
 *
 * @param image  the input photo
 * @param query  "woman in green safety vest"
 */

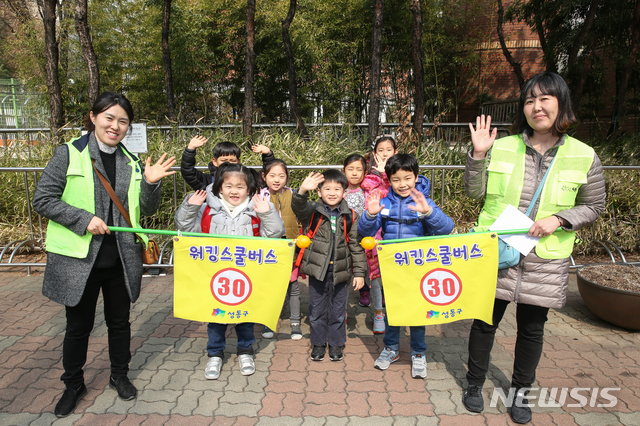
xmin=33 ymin=92 xmax=176 ymax=418
xmin=460 ymin=73 xmax=606 ymax=424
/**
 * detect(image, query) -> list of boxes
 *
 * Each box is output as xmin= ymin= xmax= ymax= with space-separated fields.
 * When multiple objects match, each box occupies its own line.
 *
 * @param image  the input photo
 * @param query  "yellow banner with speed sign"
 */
xmin=377 ymin=232 xmax=499 ymax=326
xmin=173 ymin=235 xmax=295 ymax=330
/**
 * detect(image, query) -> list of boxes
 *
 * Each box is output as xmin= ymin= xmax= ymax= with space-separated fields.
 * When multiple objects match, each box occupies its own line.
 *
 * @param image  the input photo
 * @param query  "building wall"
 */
xmin=457 ymin=0 xmax=545 ymax=124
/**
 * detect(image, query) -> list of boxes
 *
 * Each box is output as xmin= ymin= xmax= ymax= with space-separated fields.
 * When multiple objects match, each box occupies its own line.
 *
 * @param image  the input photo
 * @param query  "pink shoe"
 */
xmin=373 ymin=313 xmax=386 ymax=334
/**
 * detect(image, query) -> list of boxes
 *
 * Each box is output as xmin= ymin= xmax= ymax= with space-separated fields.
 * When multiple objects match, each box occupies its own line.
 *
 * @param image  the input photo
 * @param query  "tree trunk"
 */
xmin=43 ymin=0 xmax=64 ymax=140
xmin=243 ymin=0 xmax=256 ymax=141
xmin=368 ymin=0 xmax=384 ymax=146
xmin=609 ymin=0 xmax=640 ymax=135
xmin=497 ymin=0 xmax=525 ymax=88
xmin=282 ymin=0 xmax=307 ymax=138
xmin=58 ymin=1 xmax=69 ymax=80
xmin=529 ymin=0 xmax=556 ymax=73
xmin=162 ymin=0 xmax=176 ymax=122
xmin=75 ymin=0 xmax=100 ymax=107
xmin=571 ymin=36 xmax=597 ymax=114
xmin=410 ymin=0 xmax=424 ymax=140
xmin=567 ymin=0 xmax=599 ymax=69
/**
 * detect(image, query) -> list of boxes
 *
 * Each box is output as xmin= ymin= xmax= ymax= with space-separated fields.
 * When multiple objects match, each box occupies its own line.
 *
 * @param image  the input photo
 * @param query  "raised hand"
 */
xmin=366 ymin=190 xmax=384 ymax=216
xmin=468 ymin=114 xmax=497 ymax=159
xmin=187 ymin=135 xmax=208 ymax=150
xmin=144 ymin=153 xmax=176 ymax=183
xmin=298 ymin=172 xmax=325 ymax=195
xmin=251 ymin=144 xmax=270 ymax=155
xmin=188 ymin=190 xmax=207 ymax=206
xmin=372 ymin=153 xmax=388 ymax=174
xmin=407 ymin=189 xmax=432 ymax=215
xmin=252 ymin=194 xmax=271 ymax=213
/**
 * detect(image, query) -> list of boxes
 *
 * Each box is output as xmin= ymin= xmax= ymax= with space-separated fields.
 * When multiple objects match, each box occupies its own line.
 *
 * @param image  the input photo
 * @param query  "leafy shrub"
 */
xmin=1 ymin=127 xmax=638 ymax=256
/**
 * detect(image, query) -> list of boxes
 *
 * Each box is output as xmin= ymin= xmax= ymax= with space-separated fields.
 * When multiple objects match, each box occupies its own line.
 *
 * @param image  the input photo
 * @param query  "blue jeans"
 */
xmin=207 ymin=322 xmax=255 ymax=358
xmin=382 ymin=314 xmax=427 ymax=356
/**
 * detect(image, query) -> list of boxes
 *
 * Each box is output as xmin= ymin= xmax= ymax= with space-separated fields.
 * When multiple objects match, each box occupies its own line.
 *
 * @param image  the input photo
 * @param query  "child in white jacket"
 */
xmin=175 ymin=163 xmax=285 ymax=379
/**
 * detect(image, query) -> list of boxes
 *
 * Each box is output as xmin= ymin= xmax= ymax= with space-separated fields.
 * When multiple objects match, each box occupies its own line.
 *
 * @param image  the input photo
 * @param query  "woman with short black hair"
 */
xmin=461 ymin=72 xmax=606 ymax=424
xmin=33 ymin=92 xmax=176 ymax=418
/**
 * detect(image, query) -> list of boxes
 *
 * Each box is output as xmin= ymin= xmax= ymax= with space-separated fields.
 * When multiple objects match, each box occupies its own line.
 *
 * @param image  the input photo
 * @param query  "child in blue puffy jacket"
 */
xmin=358 ymin=153 xmax=454 ymax=379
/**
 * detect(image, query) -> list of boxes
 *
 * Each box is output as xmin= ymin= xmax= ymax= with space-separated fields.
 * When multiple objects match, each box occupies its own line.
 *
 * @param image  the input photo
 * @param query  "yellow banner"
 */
xmin=377 ymin=232 xmax=499 ymax=326
xmin=173 ymin=236 xmax=295 ymax=330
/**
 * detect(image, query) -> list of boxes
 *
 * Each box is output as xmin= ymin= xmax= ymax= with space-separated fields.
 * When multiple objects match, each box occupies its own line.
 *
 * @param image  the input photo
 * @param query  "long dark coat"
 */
xmin=33 ymin=133 xmax=162 ymax=306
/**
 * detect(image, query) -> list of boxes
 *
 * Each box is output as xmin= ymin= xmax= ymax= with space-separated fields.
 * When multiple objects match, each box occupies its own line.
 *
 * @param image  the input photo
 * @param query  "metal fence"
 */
xmin=0 ymin=79 xmax=49 ymax=135
xmin=481 ymin=99 xmax=519 ymax=123
xmin=1 ymin=164 xmax=638 ymax=275
xmin=0 ymin=122 xmax=514 ymax=150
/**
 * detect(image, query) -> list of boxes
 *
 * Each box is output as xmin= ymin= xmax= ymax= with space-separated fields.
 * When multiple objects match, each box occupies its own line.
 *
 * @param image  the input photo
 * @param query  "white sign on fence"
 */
xmin=121 ymin=123 xmax=148 ymax=153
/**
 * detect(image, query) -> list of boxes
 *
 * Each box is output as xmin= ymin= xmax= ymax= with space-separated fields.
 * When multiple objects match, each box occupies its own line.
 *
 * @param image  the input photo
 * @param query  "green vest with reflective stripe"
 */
xmin=476 ymin=134 xmax=594 ymax=259
xmin=45 ymin=135 xmax=148 ymax=258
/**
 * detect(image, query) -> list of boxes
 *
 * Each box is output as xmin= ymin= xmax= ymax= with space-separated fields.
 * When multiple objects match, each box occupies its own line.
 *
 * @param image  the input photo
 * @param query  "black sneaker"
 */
xmin=510 ymin=388 xmax=532 ymax=424
xmin=109 ymin=376 xmax=137 ymax=401
xmin=310 ymin=345 xmax=325 ymax=361
xmin=54 ymin=384 xmax=87 ymax=418
xmin=329 ymin=345 xmax=343 ymax=361
xmin=462 ymin=385 xmax=484 ymax=413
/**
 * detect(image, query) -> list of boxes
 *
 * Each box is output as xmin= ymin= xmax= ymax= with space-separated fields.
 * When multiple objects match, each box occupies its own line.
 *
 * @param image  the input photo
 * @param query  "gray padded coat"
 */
xmin=464 ymin=133 xmax=606 ymax=309
xmin=32 ymin=133 xmax=163 ymax=306
xmin=291 ymin=192 xmax=366 ymax=284
xmin=175 ymin=186 xmax=285 ymax=239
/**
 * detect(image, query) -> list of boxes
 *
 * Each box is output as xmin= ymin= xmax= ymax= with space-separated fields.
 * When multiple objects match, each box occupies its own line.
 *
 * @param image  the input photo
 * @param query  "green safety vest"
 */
xmin=476 ymin=134 xmax=594 ymax=259
xmin=45 ymin=135 xmax=148 ymax=258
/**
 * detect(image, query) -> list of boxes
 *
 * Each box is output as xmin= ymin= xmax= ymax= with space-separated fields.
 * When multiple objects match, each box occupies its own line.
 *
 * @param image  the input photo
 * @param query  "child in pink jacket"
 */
xmin=361 ymin=136 xmax=398 ymax=333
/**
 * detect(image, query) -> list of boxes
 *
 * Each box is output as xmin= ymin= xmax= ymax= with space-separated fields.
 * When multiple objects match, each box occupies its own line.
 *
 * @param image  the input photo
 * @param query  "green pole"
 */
xmin=376 ymin=228 xmax=560 ymax=245
xmin=109 ymin=226 xmax=559 ymax=246
xmin=108 ymin=226 xmax=283 ymax=242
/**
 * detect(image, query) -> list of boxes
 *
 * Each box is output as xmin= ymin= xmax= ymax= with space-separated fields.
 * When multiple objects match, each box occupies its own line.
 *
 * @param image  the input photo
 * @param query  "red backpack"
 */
xmin=201 ymin=206 xmax=261 ymax=237
xmin=294 ymin=209 xmax=354 ymax=267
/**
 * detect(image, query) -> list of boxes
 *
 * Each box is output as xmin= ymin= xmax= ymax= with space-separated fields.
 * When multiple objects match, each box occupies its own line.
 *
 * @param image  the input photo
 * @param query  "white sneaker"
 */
xmin=411 ymin=354 xmax=427 ymax=379
xmin=262 ymin=326 xmax=274 ymax=339
xmin=374 ymin=347 xmax=399 ymax=370
xmin=204 ymin=356 xmax=222 ymax=380
xmin=238 ymin=354 xmax=255 ymax=376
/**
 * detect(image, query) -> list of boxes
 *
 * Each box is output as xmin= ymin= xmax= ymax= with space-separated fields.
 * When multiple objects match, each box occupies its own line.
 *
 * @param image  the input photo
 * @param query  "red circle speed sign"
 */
xmin=210 ymin=268 xmax=253 ymax=306
xmin=420 ymin=268 xmax=462 ymax=306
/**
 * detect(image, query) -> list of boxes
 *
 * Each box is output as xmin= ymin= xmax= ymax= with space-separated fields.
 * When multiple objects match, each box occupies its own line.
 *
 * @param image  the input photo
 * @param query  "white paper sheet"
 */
xmin=488 ymin=204 xmax=539 ymax=256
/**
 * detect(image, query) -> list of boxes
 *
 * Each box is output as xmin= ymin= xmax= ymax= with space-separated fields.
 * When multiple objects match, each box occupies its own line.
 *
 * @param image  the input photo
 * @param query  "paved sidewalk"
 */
xmin=0 ymin=268 xmax=638 ymax=425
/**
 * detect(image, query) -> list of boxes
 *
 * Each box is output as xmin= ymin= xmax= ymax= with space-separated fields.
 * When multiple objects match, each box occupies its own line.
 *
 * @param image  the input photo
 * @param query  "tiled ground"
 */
xmin=0 ymin=268 xmax=638 ymax=425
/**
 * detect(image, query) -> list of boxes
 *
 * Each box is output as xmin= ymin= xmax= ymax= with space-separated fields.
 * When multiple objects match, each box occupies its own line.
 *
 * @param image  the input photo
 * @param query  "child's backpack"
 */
xmin=201 ymin=205 xmax=261 ymax=237
xmin=379 ymin=198 xmax=433 ymax=238
xmin=294 ymin=209 xmax=355 ymax=267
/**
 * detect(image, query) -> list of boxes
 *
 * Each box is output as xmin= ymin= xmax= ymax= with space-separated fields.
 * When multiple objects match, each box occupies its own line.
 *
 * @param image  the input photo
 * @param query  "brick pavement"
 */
xmin=0 ymin=268 xmax=638 ymax=425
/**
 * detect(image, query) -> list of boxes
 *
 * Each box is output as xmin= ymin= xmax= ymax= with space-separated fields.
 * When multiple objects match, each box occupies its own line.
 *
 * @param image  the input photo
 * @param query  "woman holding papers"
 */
xmin=33 ymin=92 xmax=175 ymax=417
xmin=461 ymin=72 xmax=606 ymax=424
